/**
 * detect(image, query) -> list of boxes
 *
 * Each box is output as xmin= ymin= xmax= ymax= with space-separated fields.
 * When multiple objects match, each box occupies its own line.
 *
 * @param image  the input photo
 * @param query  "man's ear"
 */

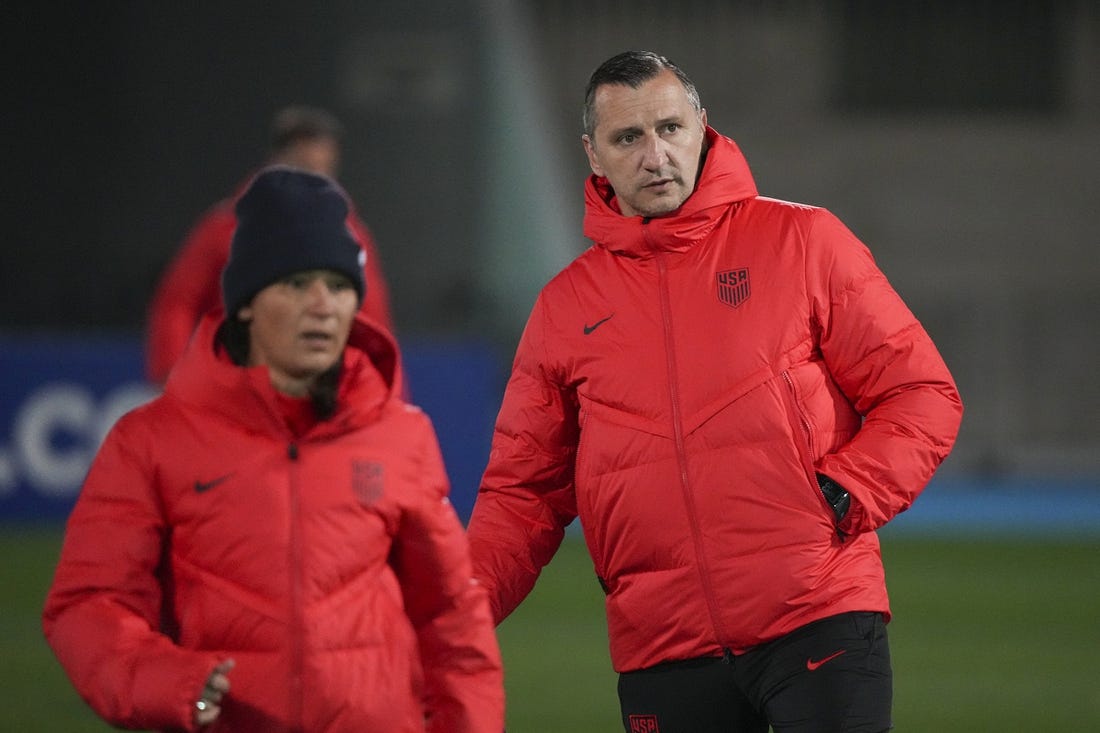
xmin=582 ymin=135 xmax=604 ymax=177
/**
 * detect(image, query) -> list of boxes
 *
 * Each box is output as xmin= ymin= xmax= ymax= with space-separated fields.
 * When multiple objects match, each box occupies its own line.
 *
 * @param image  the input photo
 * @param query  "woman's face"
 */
xmin=237 ymin=269 xmax=358 ymax=396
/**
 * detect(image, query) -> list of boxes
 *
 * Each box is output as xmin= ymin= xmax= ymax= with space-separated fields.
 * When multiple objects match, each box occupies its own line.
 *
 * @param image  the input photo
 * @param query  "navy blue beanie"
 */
xmin=221 ymin=166 xmax=366 ymax=315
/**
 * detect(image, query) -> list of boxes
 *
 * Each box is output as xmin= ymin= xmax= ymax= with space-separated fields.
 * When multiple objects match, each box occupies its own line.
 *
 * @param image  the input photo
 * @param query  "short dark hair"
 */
xmin=269 ymin=106 xmax=344 ymax=154
xmin=583 ymin=51 xmax=701 ymax=139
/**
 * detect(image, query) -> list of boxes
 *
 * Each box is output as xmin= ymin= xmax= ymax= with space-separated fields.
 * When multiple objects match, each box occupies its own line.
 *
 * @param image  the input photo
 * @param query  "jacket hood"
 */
xmin=582 ymin=127 xmax=758 ymax=257
xmin=164 ymin=309 xmax=400 ymax=436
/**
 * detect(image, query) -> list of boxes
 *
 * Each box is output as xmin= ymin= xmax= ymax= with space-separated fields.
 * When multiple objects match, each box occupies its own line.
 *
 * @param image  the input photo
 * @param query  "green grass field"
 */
xmin=3 ymin=525 xmax=1098 ymax=731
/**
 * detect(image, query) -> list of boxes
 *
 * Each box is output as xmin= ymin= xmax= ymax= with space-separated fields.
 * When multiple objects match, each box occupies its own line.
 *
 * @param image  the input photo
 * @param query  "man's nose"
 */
xmin=640 ymin=134 xmax=670 ymax=169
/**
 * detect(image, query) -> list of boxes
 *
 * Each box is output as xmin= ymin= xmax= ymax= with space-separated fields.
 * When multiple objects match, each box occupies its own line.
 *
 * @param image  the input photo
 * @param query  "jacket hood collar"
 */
xmin=582 ymin=127 xmax=758 ymax=257
xmin=165 ymin=310 xmax=400 ymax=434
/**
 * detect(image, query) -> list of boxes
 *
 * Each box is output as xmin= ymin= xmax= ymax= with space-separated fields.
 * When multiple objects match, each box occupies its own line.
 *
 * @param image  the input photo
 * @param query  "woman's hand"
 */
xmin=193 ymin=658 xmax=235 ymax=727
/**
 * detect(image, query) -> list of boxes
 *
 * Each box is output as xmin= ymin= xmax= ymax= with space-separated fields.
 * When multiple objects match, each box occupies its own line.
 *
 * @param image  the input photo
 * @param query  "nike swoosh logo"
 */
xmin=583 ymin=314 xmax=614 ymax=335
xmin=806 ymin=649 xmax=846 ymax=671
xmin=194 ymin=474 xmax=233 ymax=493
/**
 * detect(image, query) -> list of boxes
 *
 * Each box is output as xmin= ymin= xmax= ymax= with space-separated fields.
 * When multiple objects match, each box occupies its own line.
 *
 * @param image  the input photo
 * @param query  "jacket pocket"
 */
xmin=781 ymin=369 xmax=817 ymax=477
xmin=780 ymin=369 xmax=834 ymax=518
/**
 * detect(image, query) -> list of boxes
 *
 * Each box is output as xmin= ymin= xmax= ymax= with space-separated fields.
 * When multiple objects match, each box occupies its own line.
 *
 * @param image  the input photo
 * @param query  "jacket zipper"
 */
xmin=650 ymin=233 xmax=730 ymax=651
xmin=287 ymin=441 xmax=304 ymax=732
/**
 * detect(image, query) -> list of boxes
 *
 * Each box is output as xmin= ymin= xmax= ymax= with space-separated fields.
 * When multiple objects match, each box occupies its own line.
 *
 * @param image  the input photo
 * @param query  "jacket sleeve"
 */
xmin=390 ymin=414 xmax=505 ymax=733
xmin=807 ymin=210 xmax=963 ymax=534
xmin=466 ymin=297 xmax=580 ymax=623
xmin=145 ymin=204 xmax=235 ymax=383
xmin=42 ymin=414 xmax=221 ymax=731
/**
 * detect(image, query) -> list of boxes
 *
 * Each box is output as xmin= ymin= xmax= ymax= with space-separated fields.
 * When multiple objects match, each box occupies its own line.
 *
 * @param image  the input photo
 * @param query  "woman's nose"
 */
xmin=305 ymin=279 xmax=337 ymax=311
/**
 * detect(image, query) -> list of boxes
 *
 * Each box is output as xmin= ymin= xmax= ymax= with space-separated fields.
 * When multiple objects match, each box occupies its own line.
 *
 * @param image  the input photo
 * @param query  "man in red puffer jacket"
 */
xmin=467 ymin=50 xmax=962 ymax=733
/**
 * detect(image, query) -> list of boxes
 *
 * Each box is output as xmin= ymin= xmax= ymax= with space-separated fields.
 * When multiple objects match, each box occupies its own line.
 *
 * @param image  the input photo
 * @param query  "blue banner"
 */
xmin=0 ymin=334 xmax=500 ymax=524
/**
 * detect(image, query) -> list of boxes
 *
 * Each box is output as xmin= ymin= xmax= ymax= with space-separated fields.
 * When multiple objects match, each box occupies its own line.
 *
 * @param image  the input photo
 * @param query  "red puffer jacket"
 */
xmin=468 ymin=128 xmax=962 ymax=673
xmin=44 ymin=313 xmax=504 ymax=732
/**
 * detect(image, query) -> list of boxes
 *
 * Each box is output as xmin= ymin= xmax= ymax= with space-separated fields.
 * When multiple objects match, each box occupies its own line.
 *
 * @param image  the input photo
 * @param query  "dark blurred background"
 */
xmin=2 ymin=0 xmax=1098 ymax=490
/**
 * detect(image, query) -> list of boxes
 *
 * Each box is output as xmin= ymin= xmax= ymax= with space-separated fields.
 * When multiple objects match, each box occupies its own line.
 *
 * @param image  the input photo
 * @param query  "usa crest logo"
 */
xmin=352 ymin=460 xmax=384 ymax=506
xmin=628 ymin=714 xmax=660 ymax=732
xmin=716 ymin=268 xmax=750 ymax=308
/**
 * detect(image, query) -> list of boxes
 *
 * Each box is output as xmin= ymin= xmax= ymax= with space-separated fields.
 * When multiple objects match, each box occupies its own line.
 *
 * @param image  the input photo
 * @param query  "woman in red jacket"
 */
xmin=43 ymin=167 xmax=504 ymax=732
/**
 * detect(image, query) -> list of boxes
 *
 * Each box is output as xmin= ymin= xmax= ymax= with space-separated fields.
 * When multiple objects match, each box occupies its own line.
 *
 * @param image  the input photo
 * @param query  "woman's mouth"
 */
xmin=300 ymin=331 xmax=333 ymax=347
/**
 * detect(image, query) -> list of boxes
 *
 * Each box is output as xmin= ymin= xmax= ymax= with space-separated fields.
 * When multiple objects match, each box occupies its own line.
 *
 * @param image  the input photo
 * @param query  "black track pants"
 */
xmin=618 ymin=611 xmax=893 ymax=733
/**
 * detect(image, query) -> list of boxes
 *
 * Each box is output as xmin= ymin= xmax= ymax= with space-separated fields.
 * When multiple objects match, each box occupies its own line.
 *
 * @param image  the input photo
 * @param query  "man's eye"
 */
xmin=283 ymin=275 xmax=309 ymax=289
xmin=618 ymin=134 xmax=636 ymax=145
xmin=664 ymin=123 xmax=680 ymax=133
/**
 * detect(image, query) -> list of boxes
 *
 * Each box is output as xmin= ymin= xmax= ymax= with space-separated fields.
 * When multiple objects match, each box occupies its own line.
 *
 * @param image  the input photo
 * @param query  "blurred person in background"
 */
xmin=44 ymin=168 xmax=504 ymax=732
xmin=145 ymin=105 xmax=399 ymax=387
xmin=467 ymin=50 xmax=962 ymax=733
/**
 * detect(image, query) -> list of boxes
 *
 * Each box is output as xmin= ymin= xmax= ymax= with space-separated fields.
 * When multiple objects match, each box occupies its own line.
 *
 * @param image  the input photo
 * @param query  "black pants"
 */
xmin=618 ymin=612 xmax=893 ymax=733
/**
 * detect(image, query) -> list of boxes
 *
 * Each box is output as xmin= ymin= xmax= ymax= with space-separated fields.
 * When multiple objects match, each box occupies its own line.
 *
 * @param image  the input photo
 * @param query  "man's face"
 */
xmin=582 ymin=69 xmax=708 ymax=218
xmin=238 ymin=269 xmax=358 ymax=396
xmin=280 ymin=138 xmax=340 ymax=178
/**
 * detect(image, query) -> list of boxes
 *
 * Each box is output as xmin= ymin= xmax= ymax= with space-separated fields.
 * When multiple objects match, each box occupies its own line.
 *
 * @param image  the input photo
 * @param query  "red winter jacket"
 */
xmin=467 ymin=128 xmax=962 ymax=673
xmin=145 ymin=176 xmax=398 ymax=384
xmin=44 ymin=313 xmax=504 ymax=732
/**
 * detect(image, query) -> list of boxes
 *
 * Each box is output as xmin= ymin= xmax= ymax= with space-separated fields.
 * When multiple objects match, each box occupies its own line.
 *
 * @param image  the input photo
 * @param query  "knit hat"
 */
xmin=221 ymin=166 xmax=366 ymax=315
